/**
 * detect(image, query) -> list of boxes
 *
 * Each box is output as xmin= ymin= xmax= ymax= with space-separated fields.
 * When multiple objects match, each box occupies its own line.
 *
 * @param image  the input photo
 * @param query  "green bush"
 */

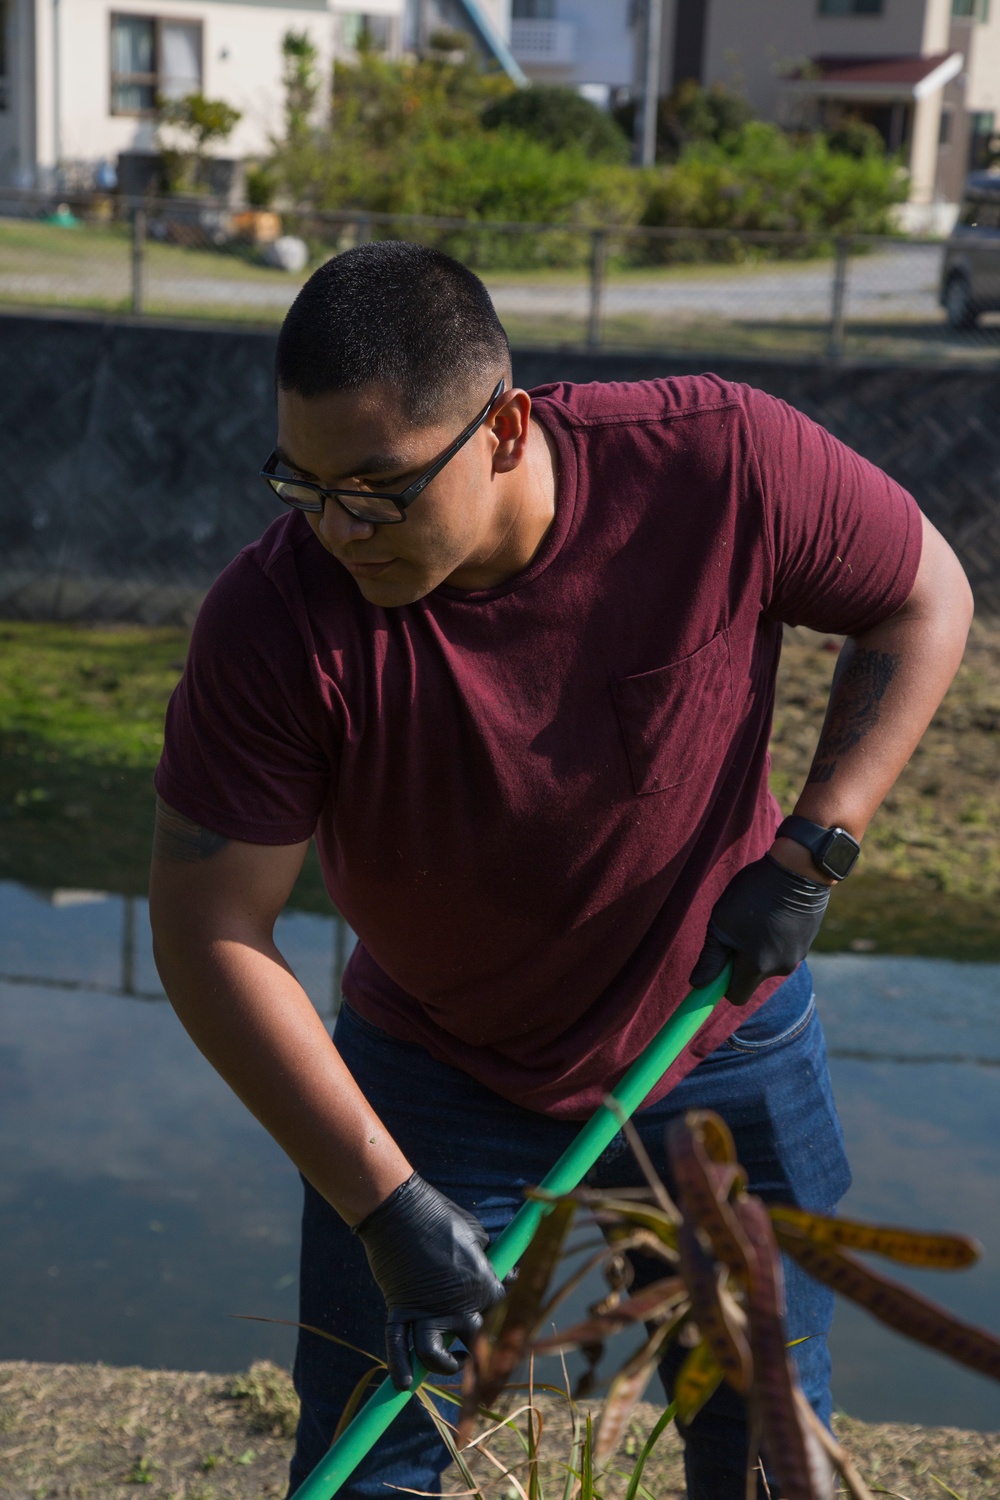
xmin=395 ymin=133 xmax=643 ymax=266
xmin=482 ymin=85 xmax=630 ymax=163
xmin=245 ymin=162 xmax=278 ymax=207
xmin=637 ymin=120 xmax=907 ymax=260
xmin=316 ymin=130 xmax=643 ymax=267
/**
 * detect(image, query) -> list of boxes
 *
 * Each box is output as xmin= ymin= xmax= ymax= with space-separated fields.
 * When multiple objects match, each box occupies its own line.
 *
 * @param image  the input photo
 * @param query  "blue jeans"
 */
xmin=287 ymin=963 xmax=851 ymax=1499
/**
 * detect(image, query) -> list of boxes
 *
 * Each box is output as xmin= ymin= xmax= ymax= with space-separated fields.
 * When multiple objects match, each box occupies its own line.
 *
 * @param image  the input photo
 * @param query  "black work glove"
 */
xmin=353 ymin=1172 xmax=506 ymax=1390
xmin=689 ymin=852 xmax=831 ymax=1007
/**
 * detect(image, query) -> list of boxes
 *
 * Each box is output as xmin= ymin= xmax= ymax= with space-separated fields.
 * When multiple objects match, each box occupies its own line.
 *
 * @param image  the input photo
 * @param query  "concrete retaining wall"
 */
xmin=3 ymin=310 xmax=998 ymax=621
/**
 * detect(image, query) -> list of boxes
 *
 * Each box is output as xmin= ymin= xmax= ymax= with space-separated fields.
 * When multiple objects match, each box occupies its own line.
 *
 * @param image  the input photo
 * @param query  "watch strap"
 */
xmin=776 ymin=815 xmax=861 ymax=880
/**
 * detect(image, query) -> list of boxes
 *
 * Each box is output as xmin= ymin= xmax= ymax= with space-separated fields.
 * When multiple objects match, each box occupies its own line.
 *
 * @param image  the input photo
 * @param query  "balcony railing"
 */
xmin=510 ymin=18 xmax=576 ymax=64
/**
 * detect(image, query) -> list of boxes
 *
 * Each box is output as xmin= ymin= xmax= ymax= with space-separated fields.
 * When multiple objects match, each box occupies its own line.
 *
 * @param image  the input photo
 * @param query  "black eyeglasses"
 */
xmin=260 ymin=378 xmax=506 ymax=526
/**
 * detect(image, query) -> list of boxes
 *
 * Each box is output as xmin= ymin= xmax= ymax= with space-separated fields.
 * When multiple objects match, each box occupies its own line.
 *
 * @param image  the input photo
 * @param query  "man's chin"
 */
xmin=351 ymin=568 xmax=436 ymax=608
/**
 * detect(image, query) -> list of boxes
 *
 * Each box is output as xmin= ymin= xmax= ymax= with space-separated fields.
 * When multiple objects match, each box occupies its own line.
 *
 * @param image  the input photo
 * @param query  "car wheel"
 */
xmin=944 ymin=275 xmax=979 ymax=331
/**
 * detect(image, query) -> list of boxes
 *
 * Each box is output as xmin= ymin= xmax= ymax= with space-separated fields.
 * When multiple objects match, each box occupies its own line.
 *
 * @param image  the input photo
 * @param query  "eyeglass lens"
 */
xmin=268 ymin=476 xmax=403 ymax=524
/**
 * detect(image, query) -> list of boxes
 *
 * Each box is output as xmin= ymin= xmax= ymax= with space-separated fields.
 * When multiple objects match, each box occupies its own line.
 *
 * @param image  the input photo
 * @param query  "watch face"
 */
xmin=822 ymin=830 xmax=860 ymax=879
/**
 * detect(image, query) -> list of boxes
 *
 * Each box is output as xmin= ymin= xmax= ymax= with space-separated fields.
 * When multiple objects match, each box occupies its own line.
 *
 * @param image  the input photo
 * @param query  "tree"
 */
xmin=825 ymin=117 xmax=889 ymax=160
xmin=282 ymin=30 xmax=321 ymax=150
xmin=482 ymin=85 xmax=631 ymax=163
xmin=614 ymin=80 xmax=753 ymax=163
xmin=157 ymin=92 xmax=241 ymax=193
xmin=274 ymin=30 xmax=324 ymax=203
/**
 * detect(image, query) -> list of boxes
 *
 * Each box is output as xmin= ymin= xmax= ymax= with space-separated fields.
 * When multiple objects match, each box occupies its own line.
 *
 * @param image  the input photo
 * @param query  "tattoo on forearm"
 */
xmin=807 ymin=646 xmax=900 ymax=785
xmin=153 ymin=796 xmax=231 ymax=862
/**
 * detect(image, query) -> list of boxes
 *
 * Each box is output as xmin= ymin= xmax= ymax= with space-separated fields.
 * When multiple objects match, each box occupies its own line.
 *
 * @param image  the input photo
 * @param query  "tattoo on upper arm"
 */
xmin=807 ymin=647 xmax=900 ymax=785
xmin=153 ymin=796 xmax=231 ymax=863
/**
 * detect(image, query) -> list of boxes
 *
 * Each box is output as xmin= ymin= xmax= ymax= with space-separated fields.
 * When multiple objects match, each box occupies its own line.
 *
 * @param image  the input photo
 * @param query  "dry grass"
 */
xmin=3 ymin=1360 xmax=1000 ymax=1500
xmin=772 ymin=622 xmax=1000 ymax=900
xmin=769 ymin=621 xmax=1000 ymax=959
xmin=0 ymin=1360 xmax=293 ymax=1500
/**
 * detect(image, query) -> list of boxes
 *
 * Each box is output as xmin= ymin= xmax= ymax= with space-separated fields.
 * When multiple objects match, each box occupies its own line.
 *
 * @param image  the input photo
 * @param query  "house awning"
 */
xmin=783 ymin=51 xmax=963 ymax=103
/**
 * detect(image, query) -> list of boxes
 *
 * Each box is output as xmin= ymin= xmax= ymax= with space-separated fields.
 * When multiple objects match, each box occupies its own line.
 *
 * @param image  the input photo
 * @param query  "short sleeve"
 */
xmin=154 ymin=552 xmax=332 ymax=844
xmin=743 ymin=386 xmax=923 ymax=633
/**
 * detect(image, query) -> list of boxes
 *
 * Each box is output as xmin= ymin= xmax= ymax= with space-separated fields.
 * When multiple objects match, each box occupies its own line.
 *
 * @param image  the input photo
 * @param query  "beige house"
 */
xmin=661 ymin=0 xmax=1000 ymax=229
xmin=510 ymin=0 xmax=999 ymax=227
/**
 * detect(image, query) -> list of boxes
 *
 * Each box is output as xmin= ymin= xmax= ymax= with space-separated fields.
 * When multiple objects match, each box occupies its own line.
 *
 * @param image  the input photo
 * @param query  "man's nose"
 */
xmin=320 ymin=498 xmax=377 ymax=549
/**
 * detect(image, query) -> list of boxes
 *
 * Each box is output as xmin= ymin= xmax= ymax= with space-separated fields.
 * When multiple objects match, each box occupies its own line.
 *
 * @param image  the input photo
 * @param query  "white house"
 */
xmin=0 ymin=0 xmax=521 ymax=188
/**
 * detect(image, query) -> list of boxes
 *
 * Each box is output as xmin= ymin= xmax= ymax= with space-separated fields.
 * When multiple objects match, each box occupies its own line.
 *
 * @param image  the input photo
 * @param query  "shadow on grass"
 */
xmin=816 ymin=874 xmax=1000 ymax=963
xmin=0 ymin=732 xmax=333 ymax=913
xmin=505 ymin=315 xmax=1000 ymax=363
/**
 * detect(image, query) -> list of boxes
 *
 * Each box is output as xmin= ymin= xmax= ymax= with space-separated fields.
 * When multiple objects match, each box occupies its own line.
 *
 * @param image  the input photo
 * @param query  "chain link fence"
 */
xmin=3 ymin=188 xmax=1000 ymax=362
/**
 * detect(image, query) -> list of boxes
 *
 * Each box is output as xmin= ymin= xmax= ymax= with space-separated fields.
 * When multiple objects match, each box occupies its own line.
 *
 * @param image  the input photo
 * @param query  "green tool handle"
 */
xmin=290 ymin=966 xmax=730 ymax=1500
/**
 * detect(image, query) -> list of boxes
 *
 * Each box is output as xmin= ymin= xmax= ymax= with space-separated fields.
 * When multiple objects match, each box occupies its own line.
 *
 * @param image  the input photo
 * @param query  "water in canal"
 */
xmin=1 ymin=880 xmax=998 ymax=1430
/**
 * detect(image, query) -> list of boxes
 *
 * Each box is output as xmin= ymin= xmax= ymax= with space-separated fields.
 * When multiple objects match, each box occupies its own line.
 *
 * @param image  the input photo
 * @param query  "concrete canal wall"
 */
xmin=2 ymin=309 xmax=998 ymax=621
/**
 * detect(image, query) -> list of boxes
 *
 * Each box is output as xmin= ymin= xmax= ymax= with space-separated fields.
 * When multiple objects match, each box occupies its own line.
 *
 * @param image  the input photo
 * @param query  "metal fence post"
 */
xmin=121 ymin=894 xmax=135 ymax=997
xmin=131 ymin=205 xmax=146 ymax=316
xmin=828 ymin=236 xmax=850 ymax=358
xmin=355 ymin=213 xmax=372 ymax=246
xmin=587 ymin=229 xmax=607 ymax=349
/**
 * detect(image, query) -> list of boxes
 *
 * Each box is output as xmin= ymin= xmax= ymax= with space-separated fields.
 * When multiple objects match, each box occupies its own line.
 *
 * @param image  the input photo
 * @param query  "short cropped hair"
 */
xmin=275 ymin=241 xmax=511 ymax=424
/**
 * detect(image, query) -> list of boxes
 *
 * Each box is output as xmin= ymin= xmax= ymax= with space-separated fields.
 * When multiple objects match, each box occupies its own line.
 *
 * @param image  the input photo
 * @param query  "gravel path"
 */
xmin=488 ymin=246 xmax=947 ymax=323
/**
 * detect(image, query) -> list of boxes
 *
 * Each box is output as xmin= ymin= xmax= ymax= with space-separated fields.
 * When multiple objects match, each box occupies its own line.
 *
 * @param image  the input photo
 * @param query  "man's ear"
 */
xmin=489 ymin=389 xmax=531 ymax=475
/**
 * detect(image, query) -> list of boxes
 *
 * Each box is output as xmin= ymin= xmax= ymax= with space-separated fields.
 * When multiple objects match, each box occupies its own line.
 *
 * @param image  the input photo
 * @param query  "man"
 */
xmin=150 ymin=242 xmax=972 ymax=1498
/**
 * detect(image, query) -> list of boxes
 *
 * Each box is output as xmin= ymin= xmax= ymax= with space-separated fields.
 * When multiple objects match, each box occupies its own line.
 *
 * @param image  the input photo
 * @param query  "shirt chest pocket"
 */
xmin=612 ymin=629 xmax=734 ymax=796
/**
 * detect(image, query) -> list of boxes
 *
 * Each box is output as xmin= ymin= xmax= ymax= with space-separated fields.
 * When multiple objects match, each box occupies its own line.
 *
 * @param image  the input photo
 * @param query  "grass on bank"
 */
xmin=0 ymin=622 xmax=330 ymax=909
xmin=0 ymin=619 xmax=998 ymax=955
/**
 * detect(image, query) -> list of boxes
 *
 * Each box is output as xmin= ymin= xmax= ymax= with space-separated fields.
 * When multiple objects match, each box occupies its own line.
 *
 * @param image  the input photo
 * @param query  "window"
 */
xmin=110 ymin=14 xmax=202 ymax=115
xmin=968 ymin=109 xmax=996 ymax=169
xmin=512 ymin=0 xmax=556 ymax=16
xmin=818 ymin=0 xmax=883 ymax=14
xmin=672 ymin=0 xmax=709 ymax=87
xmin=338 ymin=12 xmax=393 ymax=50
xmin=939 ymin=107 xmax=953 ymax=145
xmin=952 ymin=0 xmax=990 ymax=19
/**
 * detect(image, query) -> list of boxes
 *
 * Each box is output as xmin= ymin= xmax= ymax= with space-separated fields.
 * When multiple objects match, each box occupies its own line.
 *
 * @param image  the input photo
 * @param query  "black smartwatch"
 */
xmin=776 ymin=816 xmax=861 ymax=881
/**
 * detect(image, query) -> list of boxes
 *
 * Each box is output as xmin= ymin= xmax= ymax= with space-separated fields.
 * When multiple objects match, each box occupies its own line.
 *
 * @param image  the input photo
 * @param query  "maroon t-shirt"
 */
xmin=156 ymin=377 xmax=921 ymax=1119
